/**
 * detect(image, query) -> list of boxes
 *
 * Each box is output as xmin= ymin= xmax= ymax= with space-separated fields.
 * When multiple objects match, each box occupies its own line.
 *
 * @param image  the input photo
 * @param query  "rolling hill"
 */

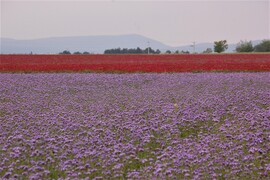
xmin=0 ymin=34 xmax=262 ymax=54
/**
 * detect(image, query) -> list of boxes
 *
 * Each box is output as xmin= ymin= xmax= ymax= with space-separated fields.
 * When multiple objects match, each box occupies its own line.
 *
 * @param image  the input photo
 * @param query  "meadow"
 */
xmin=1 ymin=73 xmax=270 ymax=179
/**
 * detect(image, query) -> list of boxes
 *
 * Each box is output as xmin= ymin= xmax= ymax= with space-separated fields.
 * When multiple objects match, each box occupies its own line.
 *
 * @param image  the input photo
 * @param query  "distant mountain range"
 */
xmin=0 ymin=34 xmax=262 ymax=54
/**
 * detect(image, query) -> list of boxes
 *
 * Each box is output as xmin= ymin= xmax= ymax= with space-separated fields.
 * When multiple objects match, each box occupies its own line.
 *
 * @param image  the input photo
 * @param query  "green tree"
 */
xmin=73 ymin=51 xmax=82 ymax=54
xmin=122 ymin=48 xmax=128 ymax=54
xmin=214 ymin=40 xmax=228 ymax=53
xmin=104 ymin=49 xmax=111 ymax=54
xmin=202 ymin=48 xmax=213 ymax=54
xmin=104 ymin=47 xmax=162 ymax=54
xmin=155 ymin=49 xmax=161 ymax=54
xmin=181 ymin=50 xmax=190 ymax=54
xmin=59 ymin=50 xmax=71 ymax=54
xmin=83 ymin=51 xmax=90 ymax=54
xmin=136 ymin=47 xmax=143 ymax=54
xmin=166 ymin=50 xmax=171 ymax=54
xmin=254 ymin=40 xmax=270 ymax=52
xmin=235 ymin=40 xmax=254 ymax=52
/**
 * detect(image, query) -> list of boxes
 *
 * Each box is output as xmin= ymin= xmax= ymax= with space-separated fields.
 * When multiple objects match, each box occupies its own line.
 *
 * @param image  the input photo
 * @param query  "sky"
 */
xmin=1 ymin=0 xmax=269 ymax=46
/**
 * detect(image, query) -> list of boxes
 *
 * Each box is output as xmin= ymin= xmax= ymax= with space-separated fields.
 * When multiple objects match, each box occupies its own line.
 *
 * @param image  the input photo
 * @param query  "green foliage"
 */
xmin=254 ymin=40 xmax=270 ymax=52
xmin=214 ymin=40 xmax=228 ymax=53
xmin=59 ymin=50 xmax=71 ymax=54
xmin=165 ymin=50 xmax=171 ymax=54
xmin=156 ymin=49 xmax=161 ymax=54
xmin=181 ymin=50 xmax=190 ymax=54
xmin=203 ymin=48 xmax=213 ymax=54
xmin=0 ymin=110 xmax=7 ymax=117
xmin=235 ymin=40 xmax=254 ymax=52
xmin=59 ymin=51 xmax=91 ymax=54
xmin=123 ymin=159 xmax=144 ymax=178
xmin=48 ymin=167 xmax=67 ymax=179
xmin=104 ymin=47 xmax=161 ymax=54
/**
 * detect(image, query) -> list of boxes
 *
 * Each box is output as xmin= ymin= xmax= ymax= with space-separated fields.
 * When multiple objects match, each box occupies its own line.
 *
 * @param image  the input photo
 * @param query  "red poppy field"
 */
xmin=0 ymin=54 xmax=269 ymax=72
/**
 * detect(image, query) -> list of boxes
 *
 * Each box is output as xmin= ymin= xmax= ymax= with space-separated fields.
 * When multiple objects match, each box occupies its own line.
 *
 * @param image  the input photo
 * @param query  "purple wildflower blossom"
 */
xmin=0 ymin=73 xmax=269 ymax=179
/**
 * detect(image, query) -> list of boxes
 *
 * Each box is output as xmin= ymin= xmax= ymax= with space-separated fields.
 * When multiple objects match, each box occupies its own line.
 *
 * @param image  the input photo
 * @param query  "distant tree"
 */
xmin=175 ymin=50 xmax=180 ymax=54
xmin=235 ymin=40 xmax=254 ymax=52
xmin=136 ymin=47 xmax=143 ymax=54
xmin=73 ymin=51 xmax=82 ymax=54
xmin=104 ymin=47 xmax=161 ymax=54
xmin=144 ymin=47 xmax=155 ymax=54
xmin=115 ymin=48 xmax=121 ymax=54
xmin=155 ymin=49 xmax=161 ymax=54
xmin=254 ymin=40 xmax=270 ymax=52
xmin=203 ymin=48 xmax=213 ymax=54
xmin=122 ymin=48 xmax=128 ymax=54
xmin=181 ymin=50 xmax=190 ymax=54
xmin=83 ymin=51 xmax=90 ymax=54
xmin=214 ymin=40 xmax=228 ymax=53
xmin=59 ymin=50 xmax=71 ymax=54
xmin=149 ymin=47 xmax=157 ymax=54
xmin=166 ymin=50 xmax=171 ymax=54
xmin=104 ymin=49 xmax=111 ymax=54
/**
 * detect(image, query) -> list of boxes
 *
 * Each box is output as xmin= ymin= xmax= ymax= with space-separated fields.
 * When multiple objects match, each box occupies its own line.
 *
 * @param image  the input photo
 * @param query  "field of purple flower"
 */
xmin=0 ymin=73 xmax=270 ymax=179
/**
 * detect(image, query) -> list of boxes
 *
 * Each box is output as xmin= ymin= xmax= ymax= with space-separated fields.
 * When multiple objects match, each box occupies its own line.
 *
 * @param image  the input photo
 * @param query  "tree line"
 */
xmin=58 ymin=39 xmax=269 ymax=54
xmin=59 ymin=50 xmax=90 ymax=54
xmin=235 ymin=40 xmax=270 ymax=52
xmin=213 ymin=39 xmax=270 ymax=53
xmin=104 ymin=47 xmax=161 ymax=54
xmin=58 ymin=49 xmax=190 ymax=55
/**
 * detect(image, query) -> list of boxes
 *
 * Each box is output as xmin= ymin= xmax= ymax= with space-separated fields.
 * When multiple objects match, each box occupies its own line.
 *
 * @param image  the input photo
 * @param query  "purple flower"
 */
xmin=1 ymin=73 xmax=270 ymax=179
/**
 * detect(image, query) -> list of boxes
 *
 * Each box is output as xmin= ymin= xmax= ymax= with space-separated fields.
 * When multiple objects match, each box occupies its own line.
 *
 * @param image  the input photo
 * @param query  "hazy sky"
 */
xmin=1 ymin=0 xmax=269 ymax=46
